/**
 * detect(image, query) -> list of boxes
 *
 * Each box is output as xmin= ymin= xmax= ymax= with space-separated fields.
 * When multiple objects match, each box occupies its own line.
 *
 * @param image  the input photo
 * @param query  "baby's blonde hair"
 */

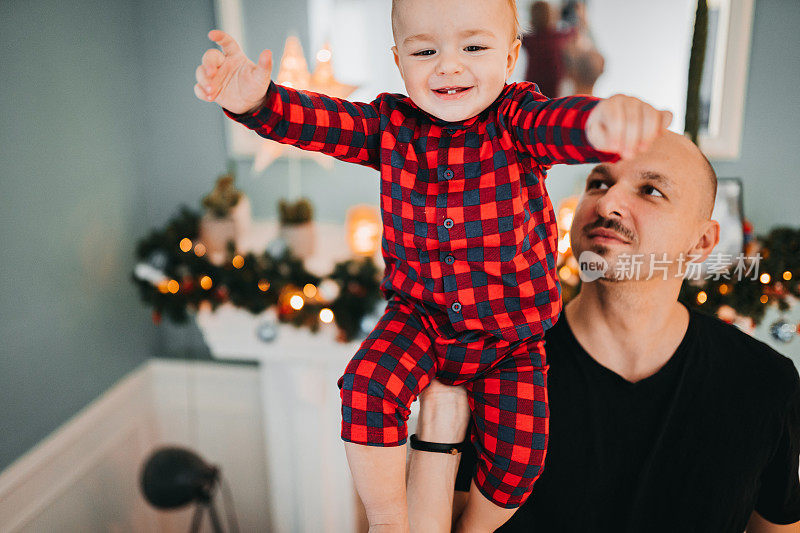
xmin=392 ymin=0 xmax=522 ymax=44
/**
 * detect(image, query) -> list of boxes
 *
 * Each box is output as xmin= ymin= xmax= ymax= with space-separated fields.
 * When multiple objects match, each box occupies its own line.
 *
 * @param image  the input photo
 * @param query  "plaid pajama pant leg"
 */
xmin=461 ymin=340 xmax=549 ymax=508
xmin=337 ymin=296 xmax=437 ymax=446
xmin=337 ymin=296 xmax=549 ymax=508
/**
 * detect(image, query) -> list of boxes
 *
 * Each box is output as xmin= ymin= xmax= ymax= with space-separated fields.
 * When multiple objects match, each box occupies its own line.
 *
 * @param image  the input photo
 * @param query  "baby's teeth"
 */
xmin=447 ymin=89 xmax=457 ymax=94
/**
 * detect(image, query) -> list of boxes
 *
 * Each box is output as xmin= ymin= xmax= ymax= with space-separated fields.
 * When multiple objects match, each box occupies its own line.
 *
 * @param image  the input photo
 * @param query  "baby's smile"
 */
xmin=391 ymin=0 xmax=520 ymax=123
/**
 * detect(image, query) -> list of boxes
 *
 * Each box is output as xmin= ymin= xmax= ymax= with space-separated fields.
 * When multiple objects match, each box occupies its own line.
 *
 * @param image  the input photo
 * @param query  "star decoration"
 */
xmin=252 ymin=37 xmax=358 ymax=173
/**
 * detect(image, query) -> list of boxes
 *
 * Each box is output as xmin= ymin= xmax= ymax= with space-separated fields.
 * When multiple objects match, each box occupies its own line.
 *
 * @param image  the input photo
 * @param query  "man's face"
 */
xmin=570 ymin=132 xmax=719 ymax=283
xmin=391 ymin=0 xmax=520 ymax=123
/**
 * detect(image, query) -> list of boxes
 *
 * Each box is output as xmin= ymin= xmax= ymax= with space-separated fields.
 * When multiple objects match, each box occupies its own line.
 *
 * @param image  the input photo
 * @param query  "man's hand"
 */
xmin=407 ymin=379 xmax=471 ymax=533
xmin=194 ymin=29 xmax=273 ymax=114
xmin=416 ymin=378 xmax=471 ymax=443
xmin=585 ymin=94 xmax=673 ymax=160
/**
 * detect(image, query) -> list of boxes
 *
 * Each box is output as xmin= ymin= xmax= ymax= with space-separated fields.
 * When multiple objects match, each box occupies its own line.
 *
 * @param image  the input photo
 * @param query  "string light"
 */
xmin=718 ymin=284 xmax=729 ymax=295
xmin=157 ymin=280 xmax=170 ymax=294
xmin=696 ymin=291 xmax=707 ymax=304
xmin=783 ymin=271 xmax=793 ymax=281
xmin=194 ymin=243 xmax=206 ymax=256
xmin=760 ymin=295 xmax=769 ymax=304
xmin=258 ymin=279 xmax=271 ymax=292
xmin=179 ymin=238 xmax=192 ymax=252
xmin=320 ymin=308 xmax=334 ymax=323
xmin=303 ymin=283 xmax=318 ymax=298
xmin=232 ymin=255 xmax=244 ymax=269
xmin=167 ymin=280 xmax=180 ymax=294
xmin=200 ymin=276 xmax=213 ymax=290
xmin=759 ymin=273 xmax=771 ymax=284
xmin=290 ymin=295 xmax=305 ymax=310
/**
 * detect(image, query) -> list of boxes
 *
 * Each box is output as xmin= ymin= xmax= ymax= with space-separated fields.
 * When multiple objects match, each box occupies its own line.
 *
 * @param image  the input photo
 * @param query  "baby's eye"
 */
xmin=642 ymin=185 xmax=664 ymax=198
xmin=412 ymin=49 xmax=435 ymax=56
xmin=465 ymin=45 xmax=487 ymax=52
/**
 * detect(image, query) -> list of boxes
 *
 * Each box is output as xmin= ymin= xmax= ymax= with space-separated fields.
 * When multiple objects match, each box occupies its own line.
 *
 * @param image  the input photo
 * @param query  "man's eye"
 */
xmin=643 ymin=185 xmax=664 ymax=198
xmin=465 ymin=45 xmax=487 ymax=52
xmin=587 ymin=180 xmax=609 ymax=190
xmin=412 ymin=50 xmax=435 ymax=56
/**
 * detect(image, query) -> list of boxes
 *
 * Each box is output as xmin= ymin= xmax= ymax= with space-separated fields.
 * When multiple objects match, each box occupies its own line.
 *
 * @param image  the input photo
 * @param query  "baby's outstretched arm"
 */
xmin=506 ymin=86 xmax=671 ymax=166
xmin=195 ymin=30 xmax=381 ymax=170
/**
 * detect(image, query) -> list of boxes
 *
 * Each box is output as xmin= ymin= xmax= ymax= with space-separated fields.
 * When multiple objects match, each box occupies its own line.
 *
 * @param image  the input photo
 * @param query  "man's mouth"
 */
xmin=586 ymin=228 xmax=631 ymax=244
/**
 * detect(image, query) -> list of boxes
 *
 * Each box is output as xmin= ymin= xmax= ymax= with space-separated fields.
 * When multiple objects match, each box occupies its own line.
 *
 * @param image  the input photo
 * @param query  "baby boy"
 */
xmin=194 ymin=0 xmax=671 ymax=530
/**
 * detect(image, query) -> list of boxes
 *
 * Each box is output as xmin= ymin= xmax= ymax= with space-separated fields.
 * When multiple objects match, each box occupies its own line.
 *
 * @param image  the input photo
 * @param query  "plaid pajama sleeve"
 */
xmin=222 ymin=80 xmax=383 ymax=170
xmin=503 ymin=86 xmax=620 ymax=167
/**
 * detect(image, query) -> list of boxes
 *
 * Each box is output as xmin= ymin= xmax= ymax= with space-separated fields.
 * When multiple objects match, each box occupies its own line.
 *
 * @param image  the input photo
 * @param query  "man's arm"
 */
xmin=406 ymin=379 xmax=471 ymax=533
xmin=747 ymin=510 xmax=800 ymax=532
xmin=752 ymin=363 xmax=800 ymax=528
xmin=222 ymin=80 xmax=382 ymax=170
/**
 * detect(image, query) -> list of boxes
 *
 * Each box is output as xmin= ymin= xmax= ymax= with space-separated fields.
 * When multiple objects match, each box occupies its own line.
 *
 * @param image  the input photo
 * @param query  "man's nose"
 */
xmin=594 ymin=185 xmax=628 ymax=219
xmin=436 ymin=48 xmax=463 ymax=76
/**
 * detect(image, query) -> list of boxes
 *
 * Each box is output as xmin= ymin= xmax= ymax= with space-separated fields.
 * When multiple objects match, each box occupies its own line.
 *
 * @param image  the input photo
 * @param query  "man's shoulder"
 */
xmin=691 ymin=309 xmax=799 ymax=401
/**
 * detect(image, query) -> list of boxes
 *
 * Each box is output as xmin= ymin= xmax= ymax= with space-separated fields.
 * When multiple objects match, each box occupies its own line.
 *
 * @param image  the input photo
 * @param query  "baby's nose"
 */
xmin=436 ymin=50 xmax=463 ymax=75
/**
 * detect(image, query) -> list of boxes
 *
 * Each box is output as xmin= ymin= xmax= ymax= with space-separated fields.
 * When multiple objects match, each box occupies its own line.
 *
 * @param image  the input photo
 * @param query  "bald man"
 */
xmin=405 ymin=132 xmax=800 ymax=532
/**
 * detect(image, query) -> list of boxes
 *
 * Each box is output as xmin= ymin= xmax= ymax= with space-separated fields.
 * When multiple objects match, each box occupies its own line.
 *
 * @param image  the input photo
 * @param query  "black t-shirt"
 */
xmin=455 ymin=308 xmax=800 ymax=532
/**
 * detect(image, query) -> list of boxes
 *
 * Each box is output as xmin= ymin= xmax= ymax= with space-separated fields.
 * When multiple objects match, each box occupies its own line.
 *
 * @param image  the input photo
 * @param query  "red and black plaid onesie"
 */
xmin=223 ymin=80 xmax=617 ymax=508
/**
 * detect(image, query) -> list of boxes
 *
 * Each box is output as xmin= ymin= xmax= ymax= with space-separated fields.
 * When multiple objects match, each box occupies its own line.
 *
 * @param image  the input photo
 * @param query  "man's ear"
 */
xmin=506 ymin=38 xmax=521 ymax=80
xmin=688 ymin=219 xmax=720 ymax=263
xmin=391 ymin=45 xmax=404 ymax=78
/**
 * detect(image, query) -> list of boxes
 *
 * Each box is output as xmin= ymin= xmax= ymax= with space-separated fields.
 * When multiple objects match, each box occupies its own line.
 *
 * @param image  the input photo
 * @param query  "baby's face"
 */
xmin=391 ymin=0 xmax=521 ymax=123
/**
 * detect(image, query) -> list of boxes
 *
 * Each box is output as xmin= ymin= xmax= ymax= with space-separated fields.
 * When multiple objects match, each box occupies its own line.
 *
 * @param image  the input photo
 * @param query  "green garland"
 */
xmin=679 ymin=226 xmax=800 ymax=324
xmin=131 ymin=205 xmax=382 ymax=342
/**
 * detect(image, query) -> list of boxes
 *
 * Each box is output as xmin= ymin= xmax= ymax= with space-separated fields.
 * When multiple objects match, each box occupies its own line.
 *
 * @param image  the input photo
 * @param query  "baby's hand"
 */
xmin=585 ymin=95 xmax=673 ymax=160
xmin=194 ymin=29 xmax=273 ymax=114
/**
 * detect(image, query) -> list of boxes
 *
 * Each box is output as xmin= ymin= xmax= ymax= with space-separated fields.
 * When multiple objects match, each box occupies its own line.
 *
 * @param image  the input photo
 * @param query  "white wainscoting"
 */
xmin=0 ymin=359 xmax=272 ymax=533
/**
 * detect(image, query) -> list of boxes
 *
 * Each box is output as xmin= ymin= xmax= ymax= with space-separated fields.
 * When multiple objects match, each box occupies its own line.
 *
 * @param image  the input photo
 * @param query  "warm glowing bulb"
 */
xmin=232 ymin=255 xmax=244 ymax=269
xmin=168 ymin=280 xmax=180 ymax=294
xmin=719 ymin=284 xmax=729 ymax=295
xmin=760 ymin=295 xmax=769 ymax=304
xmin=759 ymin=273 xmax=771 ymax=284
xmin=558 ymin=234 xmax=571 ymax=254
xmin=157 ymin=280 xmax=170 ymax=294
xmin=783 ymin=271 xmax=792 ymax=281
xmin=303 ymin=283 xmax=318 ymax=298
xmin=194 ymin=243 xmax=206 ymax=256
xmin=179 ymin=238 xmax=192 ymax=252
xmin=559 ymin=265 xmax=572 ymax=280
xmin=320 ymin=308 xmax=334 ymax=323
xmin=290 ymin=295 xmax=305 ymax=310
xmin=200 ymin=276 xmax=213 ymax=290
xmin=316 ymin=49 xmax=332 ymax=62
xmin=696 ymin=291 xmax=707 ymax=304
xmin=258 ymin=279 xmax=271 ymax=292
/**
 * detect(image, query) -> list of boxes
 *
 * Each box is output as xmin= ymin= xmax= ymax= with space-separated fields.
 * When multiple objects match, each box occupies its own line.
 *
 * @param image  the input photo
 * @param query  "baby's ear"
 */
xmin=391 ymin=46 xmax=404 ymax=78
xmin=506 ymin=38 xmax=521 ymax=79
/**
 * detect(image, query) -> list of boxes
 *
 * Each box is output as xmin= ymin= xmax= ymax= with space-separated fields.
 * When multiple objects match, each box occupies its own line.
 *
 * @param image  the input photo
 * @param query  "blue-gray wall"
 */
xmin=1 ymin=0 xmax=798 ymax=473
xmin=0 ymin=0 xmax=161 ymax=471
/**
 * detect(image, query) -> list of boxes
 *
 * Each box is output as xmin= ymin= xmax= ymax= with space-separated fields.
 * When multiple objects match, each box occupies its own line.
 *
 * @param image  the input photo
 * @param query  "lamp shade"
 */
xmin=140 ymin=446 xmax=219 ymax=509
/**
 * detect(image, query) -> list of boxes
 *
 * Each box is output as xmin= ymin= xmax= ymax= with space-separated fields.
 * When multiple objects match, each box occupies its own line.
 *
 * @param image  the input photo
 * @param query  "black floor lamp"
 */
xmin=139 ymin=446 xmax=230 ymax=533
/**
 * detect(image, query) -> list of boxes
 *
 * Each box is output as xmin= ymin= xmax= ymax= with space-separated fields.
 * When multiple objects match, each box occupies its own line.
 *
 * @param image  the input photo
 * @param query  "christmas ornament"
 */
xmin=256 ymin=321 xmax=278 ymax=343
xmin=769 ymin=319 xmax=796 ymax=344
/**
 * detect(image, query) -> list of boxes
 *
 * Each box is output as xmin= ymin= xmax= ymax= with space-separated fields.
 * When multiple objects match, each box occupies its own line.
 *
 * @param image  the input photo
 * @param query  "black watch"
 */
xmin=409 ymin=433 xmax=465 ymax=455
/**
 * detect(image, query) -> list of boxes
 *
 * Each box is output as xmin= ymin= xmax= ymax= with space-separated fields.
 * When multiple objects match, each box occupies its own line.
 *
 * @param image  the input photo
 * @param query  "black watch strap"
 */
xmin=409 ymin=433 xmax=465 ymax=455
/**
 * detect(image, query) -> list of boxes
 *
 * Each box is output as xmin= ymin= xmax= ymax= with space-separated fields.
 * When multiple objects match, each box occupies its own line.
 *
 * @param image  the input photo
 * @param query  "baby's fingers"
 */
xmin=620 ymin=101 xmax=643 ymax=159
xmin=194 ymin=82 xmax=215 ymax=102
xmin=195 ymin=64 xmax=215 ymax=94
xmin=202 ymin=48 xmax=225 ymax=76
